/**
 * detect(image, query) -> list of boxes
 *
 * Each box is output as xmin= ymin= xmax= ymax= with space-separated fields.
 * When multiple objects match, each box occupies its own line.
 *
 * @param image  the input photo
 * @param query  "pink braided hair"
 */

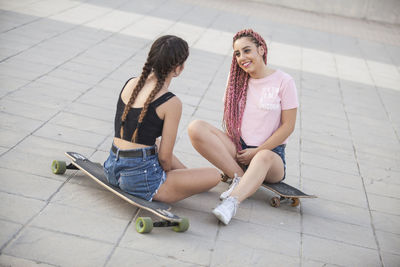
xmin=223 ymin=29 xmax=268 ymax=151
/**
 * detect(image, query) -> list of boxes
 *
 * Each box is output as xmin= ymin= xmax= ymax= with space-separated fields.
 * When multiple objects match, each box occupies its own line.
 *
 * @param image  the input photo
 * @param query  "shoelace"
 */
xmin=228 ymin=174 xmax=240 ymax=189
xmin=226 ymin=196 xmax=238 ymax=214
xmin=232 ymin=176 xmax=240 ymax=186
xmin=220 ymin=173 xmax=242 ymax=200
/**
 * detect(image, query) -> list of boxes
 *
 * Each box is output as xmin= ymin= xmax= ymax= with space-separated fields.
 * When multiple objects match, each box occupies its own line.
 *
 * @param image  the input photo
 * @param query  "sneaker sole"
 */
xmin=212 ymin=209 xmax=229 ymax=225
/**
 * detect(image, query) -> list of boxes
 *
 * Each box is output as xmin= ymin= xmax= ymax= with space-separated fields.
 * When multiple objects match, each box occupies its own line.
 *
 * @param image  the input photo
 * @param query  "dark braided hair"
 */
xmin=223 ymin=29 xmax=268 ymax=151
xmin=120 ymin=35 xmax=189 ymax=142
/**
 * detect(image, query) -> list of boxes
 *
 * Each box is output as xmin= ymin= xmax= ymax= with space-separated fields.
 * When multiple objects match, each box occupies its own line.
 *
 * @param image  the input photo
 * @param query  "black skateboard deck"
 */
xmin=51 ymin=152 xmax=189 ymax=233
xmin=262 ymin=181 xmax=316 ymax=207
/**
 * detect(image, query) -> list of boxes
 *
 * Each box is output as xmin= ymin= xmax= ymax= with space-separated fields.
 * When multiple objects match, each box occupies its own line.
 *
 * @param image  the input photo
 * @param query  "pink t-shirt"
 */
xmin=240 ymin=69 xmax=298 ymax=146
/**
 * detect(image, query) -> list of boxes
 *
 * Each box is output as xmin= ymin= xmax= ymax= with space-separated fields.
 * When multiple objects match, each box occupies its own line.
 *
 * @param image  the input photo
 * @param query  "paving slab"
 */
xmin=0 ymin=168 xmax=63 ymax=201
xmin=50 ymin=180 xmax=138 ymax=221
xmin=302 ymin=214 xmax=377 ymax=249
xmin=211 ymin=240 xmax=299 ymax=267
xmin=0 ymin=192 xmax=45 ymax=225
xmin=0 ymin=254 xmax=55 ymax=267
xmin=372 ymin=211 xmax=400 ymax=235
xmin=119 ymin=218 xmax=215 ymax=265
xmin=30 ymin=203 xmax=129 ymax=243
xmin=3 ymin=227 xmax=114 ymax=267
xmin=0 ymin=220 xmax=22 ymax=249
xmin=381 ymin=252 xmax=400 ymax=267
xmin=302 ymin=235 xmax=381 ymax=266
xmin=107 ymin=247 xmax=196 ymax=267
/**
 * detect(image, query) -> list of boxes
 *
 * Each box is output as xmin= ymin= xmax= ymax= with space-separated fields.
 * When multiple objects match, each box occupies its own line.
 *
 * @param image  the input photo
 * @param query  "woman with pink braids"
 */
xmin=188 ymin=29 xmax=298 ymax=225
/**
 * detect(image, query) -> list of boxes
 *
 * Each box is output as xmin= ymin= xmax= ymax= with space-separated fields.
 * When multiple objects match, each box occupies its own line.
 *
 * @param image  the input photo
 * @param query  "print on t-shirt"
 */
xmin=259 ymin=87 xmax=280 ymax=110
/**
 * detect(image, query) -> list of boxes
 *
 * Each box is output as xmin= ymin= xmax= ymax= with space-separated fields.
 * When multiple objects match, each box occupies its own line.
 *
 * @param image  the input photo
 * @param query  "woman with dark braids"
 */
xmin=103 ymin=35 xmax=220 ymax=203
xmin=188 ymin=29 xmax=298 ymax=224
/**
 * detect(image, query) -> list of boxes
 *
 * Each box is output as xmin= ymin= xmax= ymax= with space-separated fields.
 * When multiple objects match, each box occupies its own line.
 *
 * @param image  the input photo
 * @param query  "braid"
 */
xmin=223 ymin=29 xmax=268 ymax=151
xmin=120 ymin=61 xmax=152 ymax=139
xmin=132 ymin=72 xmax=167 ymax=142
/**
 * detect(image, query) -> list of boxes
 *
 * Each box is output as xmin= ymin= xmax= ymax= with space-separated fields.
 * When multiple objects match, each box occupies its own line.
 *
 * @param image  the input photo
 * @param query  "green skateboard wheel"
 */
xmin=51 ymin=160 xmax=66 ymax=174
xmin=172 ymin=217 xmax=189 ymax=232
xmin=136 ymin=217 xmax=153 ymax=233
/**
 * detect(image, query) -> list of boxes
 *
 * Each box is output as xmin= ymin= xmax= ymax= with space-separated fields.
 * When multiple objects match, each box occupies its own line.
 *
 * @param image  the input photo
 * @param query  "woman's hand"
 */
xmin=236 ymin=148 xmax=257 ymax=165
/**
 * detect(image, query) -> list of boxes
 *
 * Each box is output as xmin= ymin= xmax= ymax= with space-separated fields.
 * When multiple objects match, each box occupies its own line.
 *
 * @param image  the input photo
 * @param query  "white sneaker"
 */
xmin=212 ymin=196 xmax=238 ymax=225
xmin=220 ymin=174 xmax=240 ymax=200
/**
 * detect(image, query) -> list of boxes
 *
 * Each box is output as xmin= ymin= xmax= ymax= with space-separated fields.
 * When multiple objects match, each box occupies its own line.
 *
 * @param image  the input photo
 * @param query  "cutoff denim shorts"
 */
xmin=240 ymin=138 xmax=286 ymax=181
xmin=103 ymin=144 xmax=166 ymax=201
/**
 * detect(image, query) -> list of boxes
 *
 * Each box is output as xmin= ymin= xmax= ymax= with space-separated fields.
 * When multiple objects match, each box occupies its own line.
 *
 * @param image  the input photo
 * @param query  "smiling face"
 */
xmin=233 ymin=37 xmax=266 ymax=76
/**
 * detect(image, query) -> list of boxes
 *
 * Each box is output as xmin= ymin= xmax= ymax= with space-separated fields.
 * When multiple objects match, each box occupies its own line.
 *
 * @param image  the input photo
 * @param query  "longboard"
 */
xmin=51 ymin=152 xmax=189 ymax=233
xmin=262 ymin=181 xmax=317 ymax=207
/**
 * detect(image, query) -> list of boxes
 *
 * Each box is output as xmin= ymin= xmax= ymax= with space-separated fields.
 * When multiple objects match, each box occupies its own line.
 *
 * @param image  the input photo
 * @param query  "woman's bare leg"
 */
xmin=172 ymin=154 xmax=186 ymax=169
xmin=153 ymin=168 xmax=221 ymax=203
xmin=188 ymin=120 xmax=244 ymax=178
xmin=230 ymin=150 xmax=284 ymax=202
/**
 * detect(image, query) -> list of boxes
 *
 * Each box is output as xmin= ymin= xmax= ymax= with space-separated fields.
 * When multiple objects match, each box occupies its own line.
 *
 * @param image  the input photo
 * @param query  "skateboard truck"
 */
xmin=270 ymin=196 xmax=300 ymax=208
xmin=135 ymin=217 xmax=189 ymax=234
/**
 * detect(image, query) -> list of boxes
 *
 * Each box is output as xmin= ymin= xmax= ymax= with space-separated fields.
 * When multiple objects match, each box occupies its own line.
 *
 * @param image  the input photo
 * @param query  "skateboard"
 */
xmin=51 ymin=152 xmax=189 ymax=234
xmin=221 ymin=175 xmax=316 ymax=207
xmin=261 ymin=181 xmax=317 ymax=208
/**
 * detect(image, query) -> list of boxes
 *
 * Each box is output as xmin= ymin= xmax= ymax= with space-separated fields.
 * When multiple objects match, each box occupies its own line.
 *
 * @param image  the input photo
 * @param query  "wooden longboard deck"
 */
xmin=65 ymin=152 xmax=181 ymax=222
xmin=262 ymin=181 xmax=316 ymax=199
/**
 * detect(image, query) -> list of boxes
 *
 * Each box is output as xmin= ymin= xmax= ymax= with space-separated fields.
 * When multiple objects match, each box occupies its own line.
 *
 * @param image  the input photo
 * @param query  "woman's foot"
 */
xmin=220 ymin=173 xmax=240 ymax=200
xmin=212 ymin=196 xmax=239 ymax=225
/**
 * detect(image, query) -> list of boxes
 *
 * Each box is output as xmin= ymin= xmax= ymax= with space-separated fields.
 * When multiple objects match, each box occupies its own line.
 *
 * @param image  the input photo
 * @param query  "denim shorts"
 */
xmin=240 ymin=138 xmax=286 ymax=181
xmin=103 ymin=144 xmax=166 ymax=201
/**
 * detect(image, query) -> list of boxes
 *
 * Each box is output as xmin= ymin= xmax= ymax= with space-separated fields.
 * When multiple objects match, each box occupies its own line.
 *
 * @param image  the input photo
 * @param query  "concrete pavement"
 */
xmin=0 ymin=0 xmax=399 ymax=266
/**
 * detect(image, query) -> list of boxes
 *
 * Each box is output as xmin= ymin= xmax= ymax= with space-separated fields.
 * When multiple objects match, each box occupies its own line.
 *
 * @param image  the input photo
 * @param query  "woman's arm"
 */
xmin=237 ymin=108 xmax=297 ymax=165
xmin=156 ymin=137 xmax=187 ymax=169
xmin=258 ymin=108 xmax=297 ymax=151
xmin=158 ymin=97 xmax=182 ymax=171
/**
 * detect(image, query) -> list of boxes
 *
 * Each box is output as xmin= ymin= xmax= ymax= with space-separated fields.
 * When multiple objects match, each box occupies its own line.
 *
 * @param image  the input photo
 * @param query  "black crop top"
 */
xmin=114 ymin=79 xmax=175 ymax=145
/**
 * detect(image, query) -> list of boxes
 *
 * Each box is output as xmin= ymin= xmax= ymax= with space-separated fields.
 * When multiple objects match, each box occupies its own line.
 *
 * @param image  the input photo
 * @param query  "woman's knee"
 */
xmin=196 ymin=168 xmax=221 ymax=187
xmin=209 ymin=168 xmax=222 ymax=185
xmin=188 ymin=119 xmax=208 ymax=141
xmin=253 ymin=149 xmax=275 ymax=164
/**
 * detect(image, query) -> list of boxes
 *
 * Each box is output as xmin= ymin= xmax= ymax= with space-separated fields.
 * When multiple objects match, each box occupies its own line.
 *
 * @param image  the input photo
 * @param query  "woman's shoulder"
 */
xmin=251 ymin=69 xmax=293 ymax=85
xmin=153 ymin=92 xmax=181 ymax=108
xmin=123 ymin=77 xmax=138 ymax=88
xmin=155 ymin=92 xmax=182 ymax=118
xmin=163 ymin=93 xmax=181 ymax=107
xmin=120 ymin=77 xmax=137 ymax=99
xmin=275 ymin=69 xmax=294 ymax=82
xmin=269 ymin=70 xmax=295 ymax=90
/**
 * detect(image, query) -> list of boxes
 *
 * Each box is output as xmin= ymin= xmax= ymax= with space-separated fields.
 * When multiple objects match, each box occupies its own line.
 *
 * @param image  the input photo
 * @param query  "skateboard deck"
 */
xmin=262 ymin=181 xmax=317 ymax=207
xmin=51 ymin=152 xmax=189 ymax=233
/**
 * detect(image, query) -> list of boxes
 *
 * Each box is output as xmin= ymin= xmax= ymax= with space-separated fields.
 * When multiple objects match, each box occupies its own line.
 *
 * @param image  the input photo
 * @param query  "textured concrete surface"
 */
xmin=0 ymin=0 xmax=399 ymax=266
xmin=252 ymin=0 xmax=400 ymax=25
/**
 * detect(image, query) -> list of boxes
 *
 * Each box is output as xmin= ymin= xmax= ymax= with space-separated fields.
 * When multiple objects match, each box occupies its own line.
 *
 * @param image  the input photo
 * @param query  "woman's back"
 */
xmin=113 ymin=75 xmax=177 ymax=150
xmin=121 ymin=75 xmax=170 ymax=110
